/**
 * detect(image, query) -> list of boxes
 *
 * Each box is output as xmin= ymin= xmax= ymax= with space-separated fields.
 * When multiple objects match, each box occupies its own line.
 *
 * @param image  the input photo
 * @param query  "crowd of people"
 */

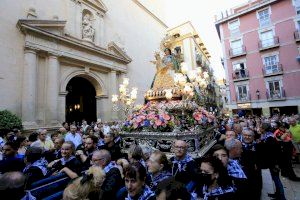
xmin=0 ymin=114 xmax=299 ymax=200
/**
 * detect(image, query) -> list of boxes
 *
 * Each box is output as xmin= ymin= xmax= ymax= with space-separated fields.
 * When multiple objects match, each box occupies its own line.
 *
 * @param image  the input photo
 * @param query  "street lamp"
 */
xmin=256 ymin=89 xmax=260 ymax=99
xmin=111 ymin=78 xmax=138 ymax=118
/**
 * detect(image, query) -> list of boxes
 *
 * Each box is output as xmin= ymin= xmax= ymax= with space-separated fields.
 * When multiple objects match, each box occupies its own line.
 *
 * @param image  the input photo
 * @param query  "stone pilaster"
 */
xmin=75 ymin=1 xmax=82 ymax=39
xmin=46 ymin=54 xmax=60 ymax=125
xmin=94 ymin=13 xmax=101 ymax=46
xmin=22 ymin=49 xmax=38 ymax=128
xmin=96 ymin=95 xmax=109 ymax=122
xmin=110 ymin=70 xmax=118 ymax=120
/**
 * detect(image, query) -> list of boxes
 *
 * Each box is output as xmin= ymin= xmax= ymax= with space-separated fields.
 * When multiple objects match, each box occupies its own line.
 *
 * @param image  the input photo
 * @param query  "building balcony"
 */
xmin=262 ymin=63 xmax=283 ymax=77
xmin=229 ymin=45 xmax=246 ymax=58
xmin=266 ymin=88 xmax=286 ymax=101
xmin=258 ymin=36 xmax=280 ymax=51
xmin=294 ymin=30 xmax=300 ymax=42
xmin=232 ymin=69 xmax=249 ymax=82
xmin=236 ymin=93 xmax=251 ymax=103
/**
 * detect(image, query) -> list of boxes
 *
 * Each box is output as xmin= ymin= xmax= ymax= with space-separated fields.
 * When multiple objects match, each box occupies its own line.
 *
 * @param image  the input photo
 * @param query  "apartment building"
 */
xmin=215 ymin=0 xmax=300 ymax=116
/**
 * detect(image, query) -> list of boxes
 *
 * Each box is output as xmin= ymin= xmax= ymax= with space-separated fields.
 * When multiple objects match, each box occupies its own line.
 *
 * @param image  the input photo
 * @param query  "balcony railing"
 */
xmin=229 ymin=45 xmax=246 ymax=58
xmin=232 ymin=69 xmax=249 ymax=81
xmin=294 ymin=30 xmax=300 ymax=42
xmin=262 ymin=63 xmax=283 ymax=77
xmin=258 ymin=36 xmax=280 ymax=51
xmin=266 ymin=88 xmax=286 ymax=101
xmin=236 ymin=93 xmax=251 ymax=103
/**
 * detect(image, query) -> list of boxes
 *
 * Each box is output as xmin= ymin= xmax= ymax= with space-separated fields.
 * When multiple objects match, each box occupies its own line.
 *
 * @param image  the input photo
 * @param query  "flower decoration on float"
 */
xmin=111 ymin=78 xmax=138 ymax=118
xmin=122 ymin=101 xmax=215 ymax=132
xmin=164 ymin=62 xmax=209 ymax=101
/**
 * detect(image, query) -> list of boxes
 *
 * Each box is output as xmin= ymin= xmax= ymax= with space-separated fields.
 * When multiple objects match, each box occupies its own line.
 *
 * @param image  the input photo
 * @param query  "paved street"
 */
xmin=261 ymin=164 xmax=300 ymax=200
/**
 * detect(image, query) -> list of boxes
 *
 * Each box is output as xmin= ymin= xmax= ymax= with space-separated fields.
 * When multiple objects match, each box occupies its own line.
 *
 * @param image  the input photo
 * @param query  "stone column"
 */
xmin=110 ymin=70 xmax=118 ymax=120
xmin=22 ymin=49 xmax=37 ymax=128
xmin=96 ymin=95 xmax=109 ymax=122
xmin=94 ymin=13 xmax=101 ymax=46
xmin=75 ymin=1 xmax=82 ymax=39
xmin=99 ymin=15 xmax=105 ymax=47
xmin=58 ymin=92 xmax=68 ymax=123
xmin=46 ymin=54 xmax=60 ymax=125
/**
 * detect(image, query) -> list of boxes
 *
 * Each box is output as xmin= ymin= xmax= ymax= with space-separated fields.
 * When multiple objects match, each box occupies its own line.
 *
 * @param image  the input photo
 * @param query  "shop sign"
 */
xmin=237 ymin=103 xmax=251 ymax=109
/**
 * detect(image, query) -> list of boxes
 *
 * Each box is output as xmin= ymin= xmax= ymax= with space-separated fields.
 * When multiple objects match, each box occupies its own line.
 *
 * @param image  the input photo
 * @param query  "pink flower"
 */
xmin=155 ymin=119 xmax=162 ymax=126
xmin=133 ymin=122 xmax=139 ymax=129
xmin=193 ymin=112 xmax=202 ymax=121
xmin=162 ymin=113 xmax=171 ymax=121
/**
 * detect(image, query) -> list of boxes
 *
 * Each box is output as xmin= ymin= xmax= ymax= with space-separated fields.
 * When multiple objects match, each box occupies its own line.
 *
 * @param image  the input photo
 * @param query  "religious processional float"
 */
xmin=111 ymin=35 xmax=217 ymax=157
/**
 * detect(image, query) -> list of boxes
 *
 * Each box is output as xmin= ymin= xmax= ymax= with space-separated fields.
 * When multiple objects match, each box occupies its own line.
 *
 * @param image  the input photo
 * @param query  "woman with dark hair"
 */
xmin=48 ymin=141 xmax=81 ymax=179
xmin=128 ymin=145 xmax=146 ymax=167
xmin=28 ymin=131 xmax=38 ymax=146
xmin=274 ymin=122 xmax=300 ymax=180
xmin=156 ymin=176 xmax=191 ymax=200
xmin=193 ymin=156 xmax=236 ymax=200
xmin=16 ymin=136 xmax=28 ymax=159
xmin=23 ymin=146 xmax=48 ymax=188
xmin=120 ymin=163 xmax=155 ymax=200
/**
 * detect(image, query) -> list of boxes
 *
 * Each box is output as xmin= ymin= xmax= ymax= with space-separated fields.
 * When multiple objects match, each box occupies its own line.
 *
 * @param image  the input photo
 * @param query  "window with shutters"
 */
xmin=258 ymin=9 xmax=271 ymax=27
xmin=263 ymin=55 xmax=279 ymax=74
xmin=260 ymin=30 xmax=274 ymax=48
xmin=229 ymin=19 xmax=240 ymax=36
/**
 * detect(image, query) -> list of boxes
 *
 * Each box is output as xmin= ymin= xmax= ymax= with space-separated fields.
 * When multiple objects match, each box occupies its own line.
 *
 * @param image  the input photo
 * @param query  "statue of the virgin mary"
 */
xmin=150 ymin=48 xmax=180 ymax=91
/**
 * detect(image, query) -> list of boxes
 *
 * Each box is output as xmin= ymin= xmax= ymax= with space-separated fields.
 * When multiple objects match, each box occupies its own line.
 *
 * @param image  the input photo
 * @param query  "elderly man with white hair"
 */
xmin=241 ymin=129 xmax=262 ymax=200
xmin=92 ymin=150 xmax=123 ymax=200
xmin=225 ymin=138 xmax=243 ymax=160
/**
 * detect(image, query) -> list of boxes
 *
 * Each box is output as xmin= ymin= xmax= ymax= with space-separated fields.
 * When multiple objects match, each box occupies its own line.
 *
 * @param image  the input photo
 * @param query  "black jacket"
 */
xmin=101 ymin=167 xmax=123 ymax=200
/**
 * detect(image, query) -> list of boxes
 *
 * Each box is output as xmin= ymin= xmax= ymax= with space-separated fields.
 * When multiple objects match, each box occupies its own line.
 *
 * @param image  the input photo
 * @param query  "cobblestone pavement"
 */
xmin=261 ymin=164 xmax=300 ymax=200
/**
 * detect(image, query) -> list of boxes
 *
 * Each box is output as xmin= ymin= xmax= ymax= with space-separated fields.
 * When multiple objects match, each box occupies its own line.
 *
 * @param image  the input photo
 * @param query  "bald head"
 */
xmin=0 ymin=171 xmax=25 ymax=190
xmin=174 ymin=140 xmax=188 ymax=160
xmin=59 ymin=127 xmax=66 ymax=134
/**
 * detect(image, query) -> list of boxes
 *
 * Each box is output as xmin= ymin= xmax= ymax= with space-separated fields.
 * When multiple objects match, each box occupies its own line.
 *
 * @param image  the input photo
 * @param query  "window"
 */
xmin=258 ymin=9 xmax=271 ymax=27
xmin=294 ymin=0 xmax=300 ymax=15
xmin=237 ymin=85 xmax=248 ymax=101
xmin=297 ymin=20 xmax=300 ymax=31
xmin=264 ymin=55 xmax=279 ymax=74
xmin=231 ymin=39 xmax=243 ymax=55
xmin=260 ymin=30 xmax=274 ymax=48
xmin=233 ymin=62 xmax=247 ymax=79
xmin=229 ymin=20 xmax=240 ymax=35
xmin=268 ymin=80 xmax=282 ymax=99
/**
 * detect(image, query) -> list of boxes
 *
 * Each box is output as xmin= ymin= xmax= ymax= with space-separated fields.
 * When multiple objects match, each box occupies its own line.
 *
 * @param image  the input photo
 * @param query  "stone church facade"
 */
xmin=0 ymin=0 xmax=167 ymax=129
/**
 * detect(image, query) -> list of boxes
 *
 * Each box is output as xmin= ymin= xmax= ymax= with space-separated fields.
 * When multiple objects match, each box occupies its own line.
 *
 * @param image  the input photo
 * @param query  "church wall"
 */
xmin=0 ymin=0 xmax=166 ymax=126
xmin=103 ymin=0 xmax=167 ymax=104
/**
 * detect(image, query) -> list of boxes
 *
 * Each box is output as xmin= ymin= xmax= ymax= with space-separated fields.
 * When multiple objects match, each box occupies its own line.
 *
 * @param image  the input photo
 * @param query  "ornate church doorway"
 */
xmin=66 ymin=77 xmax=96 ymax=124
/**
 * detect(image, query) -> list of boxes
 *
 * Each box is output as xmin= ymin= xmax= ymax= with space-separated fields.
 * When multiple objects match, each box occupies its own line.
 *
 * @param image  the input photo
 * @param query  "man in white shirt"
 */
xmin=65 ymin=125 xmax=82 ymax=149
